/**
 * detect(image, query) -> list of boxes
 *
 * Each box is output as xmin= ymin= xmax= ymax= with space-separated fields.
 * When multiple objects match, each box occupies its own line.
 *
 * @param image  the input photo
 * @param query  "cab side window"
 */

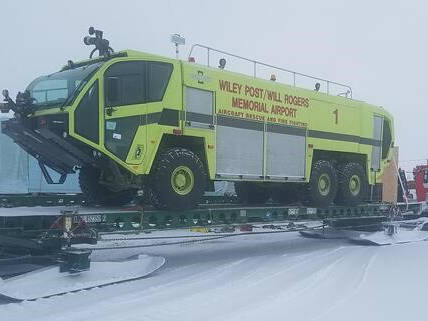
xmin=75 ymin=80 xmax=99 ymax=143
xmin=104 ymin=61 xmax=145 ymax=107
xmin=104 ymin=61 xmax=173 ymax=107
xmin=147 ymin=62 xmax=173 ymax=102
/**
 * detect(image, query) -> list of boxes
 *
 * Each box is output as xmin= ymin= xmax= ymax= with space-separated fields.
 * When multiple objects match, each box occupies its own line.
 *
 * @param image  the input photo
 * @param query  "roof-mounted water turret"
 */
xmin=83 ymin=27 xmax=114 ymax=58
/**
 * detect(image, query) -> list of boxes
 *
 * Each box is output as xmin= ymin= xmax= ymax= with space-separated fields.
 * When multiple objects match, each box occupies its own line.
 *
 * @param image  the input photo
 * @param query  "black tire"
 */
xmin=336 ymin=162 xmax=368 ymax=205
xmin=234 ymin=182 xmax=270 ymax=205
xmin=79 ymin=167 xmax=136 ymax=206
xmin=307 ymin=160 xmax=338 ymax=207
xmin=150 ymin=148 xmax=207 ymax=210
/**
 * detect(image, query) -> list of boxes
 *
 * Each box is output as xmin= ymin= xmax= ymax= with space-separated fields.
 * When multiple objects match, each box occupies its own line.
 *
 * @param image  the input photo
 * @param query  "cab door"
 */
xmin=104 ymin=60 xmax=174 ymax=165
xmin=104 ymin=61 xmax=147 ymax=164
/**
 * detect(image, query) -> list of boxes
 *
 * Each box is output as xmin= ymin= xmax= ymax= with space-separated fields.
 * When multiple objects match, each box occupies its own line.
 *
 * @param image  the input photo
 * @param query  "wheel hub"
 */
xmin=349 ymin=175 xmax=361 ymax=196
xmin=318 ymin=174 xmax=331 ymax=196
xmin=171 ymin=166 xmax=194 ymax=195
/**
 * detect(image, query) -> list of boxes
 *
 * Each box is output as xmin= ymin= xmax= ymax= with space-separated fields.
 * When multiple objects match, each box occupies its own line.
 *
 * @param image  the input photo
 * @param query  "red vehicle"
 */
xmin=413 ymin=165 xmax=428 ymax=202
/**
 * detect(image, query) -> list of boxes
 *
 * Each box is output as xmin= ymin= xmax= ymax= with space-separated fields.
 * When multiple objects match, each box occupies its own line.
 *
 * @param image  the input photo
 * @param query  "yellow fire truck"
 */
xmin=1 ymin=28 xmax=394 ymax=210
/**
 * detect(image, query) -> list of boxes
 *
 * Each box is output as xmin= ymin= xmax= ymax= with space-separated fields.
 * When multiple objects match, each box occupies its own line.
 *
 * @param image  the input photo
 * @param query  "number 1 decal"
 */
xmin=333 ymin=109 xmax=338 ymax=124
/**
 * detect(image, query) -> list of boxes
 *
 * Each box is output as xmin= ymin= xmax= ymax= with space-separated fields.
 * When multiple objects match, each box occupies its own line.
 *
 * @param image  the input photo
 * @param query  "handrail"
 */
xmin=188 ymin=44 xmax=352 ymax=98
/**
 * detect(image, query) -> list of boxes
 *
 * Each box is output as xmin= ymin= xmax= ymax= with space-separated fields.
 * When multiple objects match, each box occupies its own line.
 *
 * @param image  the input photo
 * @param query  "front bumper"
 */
xmin=1 ymin=119 xmax=93 ymax=175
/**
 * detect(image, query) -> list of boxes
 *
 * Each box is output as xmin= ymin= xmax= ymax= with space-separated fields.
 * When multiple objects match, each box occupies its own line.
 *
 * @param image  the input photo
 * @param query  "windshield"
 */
xmin=26 ymin=62 xmax=102 ymax=109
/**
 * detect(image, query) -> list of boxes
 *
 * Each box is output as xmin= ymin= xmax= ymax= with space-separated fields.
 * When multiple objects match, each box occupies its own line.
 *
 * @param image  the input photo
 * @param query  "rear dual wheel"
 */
xmin=307 ymin=160 xmax=368 ymax=207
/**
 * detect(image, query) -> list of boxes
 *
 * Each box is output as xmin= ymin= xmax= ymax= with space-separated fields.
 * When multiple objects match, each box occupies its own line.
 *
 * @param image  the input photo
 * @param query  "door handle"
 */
xmin=185 ymin=121 xmax=214 ymax=129
xmin=105 ymin=106 xmax=117 ymax=116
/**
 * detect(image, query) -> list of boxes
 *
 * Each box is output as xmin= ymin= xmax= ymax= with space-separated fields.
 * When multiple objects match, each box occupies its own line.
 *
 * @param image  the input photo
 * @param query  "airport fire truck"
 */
xmin=0 ymin=28 xmax=394 ymax=210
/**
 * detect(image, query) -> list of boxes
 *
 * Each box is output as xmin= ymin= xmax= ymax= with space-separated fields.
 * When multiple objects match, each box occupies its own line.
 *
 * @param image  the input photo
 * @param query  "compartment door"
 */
xmin=185 ymin=86 xmax=214 ymax=129
xmin=266 ymin=124 xmax=306 ymax=179
xmin=216 ymin=116 xmax=264 ymax=179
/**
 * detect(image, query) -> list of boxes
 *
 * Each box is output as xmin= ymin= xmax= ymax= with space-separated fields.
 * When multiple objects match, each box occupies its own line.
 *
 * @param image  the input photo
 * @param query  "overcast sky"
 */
xmin=1 ymin=0 xmax=426 ymax=170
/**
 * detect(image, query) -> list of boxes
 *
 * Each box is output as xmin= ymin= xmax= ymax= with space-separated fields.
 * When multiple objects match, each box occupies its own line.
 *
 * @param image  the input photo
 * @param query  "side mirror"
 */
xmin=106 ymin=77 xmax=120 ymax=105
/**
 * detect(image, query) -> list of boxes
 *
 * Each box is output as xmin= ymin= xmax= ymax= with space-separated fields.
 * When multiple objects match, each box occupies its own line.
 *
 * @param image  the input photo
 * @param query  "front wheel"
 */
xmin=150 ymin=148 xmax=207 ymax=210
xmin=307 ymin=160 xmax=338 ymax=207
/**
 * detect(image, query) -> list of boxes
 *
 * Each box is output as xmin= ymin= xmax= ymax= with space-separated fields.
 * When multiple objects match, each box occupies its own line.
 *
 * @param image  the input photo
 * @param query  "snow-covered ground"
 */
xmin=2 ymin=230 xmax=428 ymax=321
